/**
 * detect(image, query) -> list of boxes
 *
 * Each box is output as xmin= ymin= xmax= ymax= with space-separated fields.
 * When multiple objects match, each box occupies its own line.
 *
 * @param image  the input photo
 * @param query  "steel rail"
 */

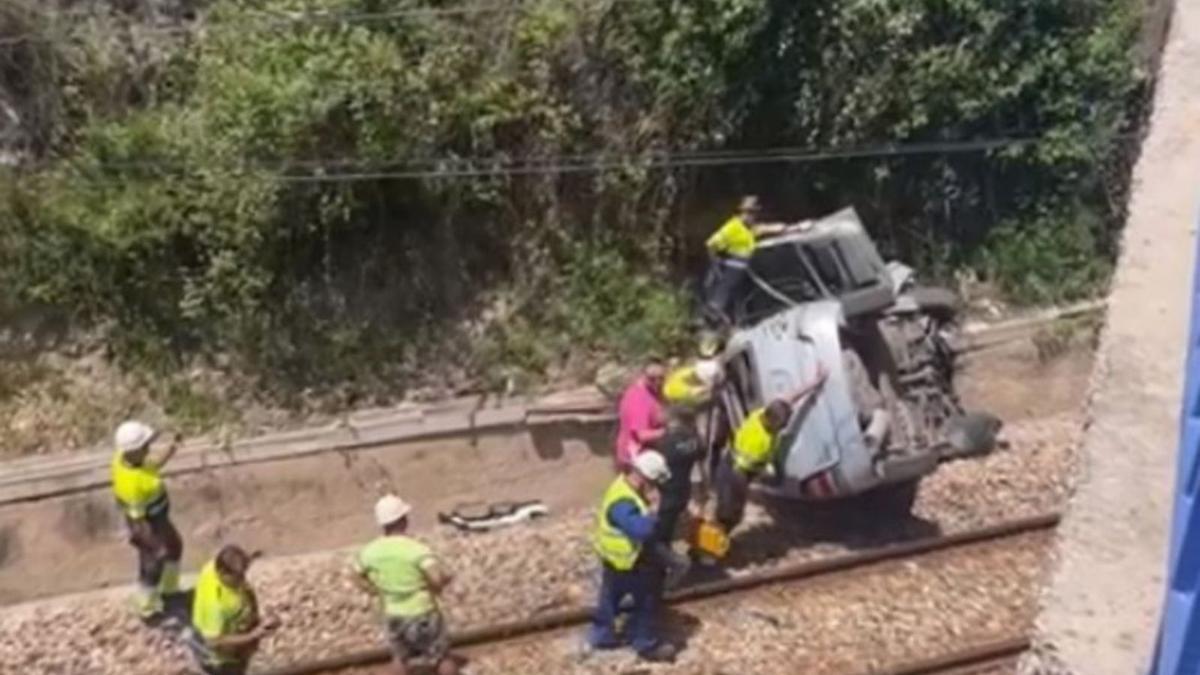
xmin=869 ymin=636 xmax=1029 ymax=675
xmin=260 ymin=512 xmax=1059 ymax=675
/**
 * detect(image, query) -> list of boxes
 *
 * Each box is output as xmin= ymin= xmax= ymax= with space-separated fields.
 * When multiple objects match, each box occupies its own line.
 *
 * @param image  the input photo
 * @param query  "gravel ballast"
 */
xmin=0 ymin=415 xmax=1080 ymax=675
xmin=447 ymin=533 xmax=1052 ymax=675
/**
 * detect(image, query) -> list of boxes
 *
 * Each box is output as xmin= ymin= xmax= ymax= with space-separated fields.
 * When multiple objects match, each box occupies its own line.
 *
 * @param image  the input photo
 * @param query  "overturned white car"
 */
xmin=712 ymin=207 xmax=1000 ymax=512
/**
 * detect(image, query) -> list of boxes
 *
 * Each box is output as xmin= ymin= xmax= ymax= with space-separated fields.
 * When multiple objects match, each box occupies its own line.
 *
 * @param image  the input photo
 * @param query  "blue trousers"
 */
xmin=588 ymin=561 xmax=660 ymax=653
xmin=704 ymin=258 xmax=749 ymax=324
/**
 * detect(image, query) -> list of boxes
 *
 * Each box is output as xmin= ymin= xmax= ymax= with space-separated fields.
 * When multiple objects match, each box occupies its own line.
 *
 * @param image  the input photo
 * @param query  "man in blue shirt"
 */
xmin=587 ymin=451 xmax=676 ymax=663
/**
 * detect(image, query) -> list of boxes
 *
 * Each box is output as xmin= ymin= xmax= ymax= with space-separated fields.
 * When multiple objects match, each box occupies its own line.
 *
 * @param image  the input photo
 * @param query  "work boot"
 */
xmin=638 ymin=642 xmax=678 ymax=664
xmin=159 ymin=561 xmax=181 ymax=595
xmin=135 ymin=586 xmax=164 ymax=621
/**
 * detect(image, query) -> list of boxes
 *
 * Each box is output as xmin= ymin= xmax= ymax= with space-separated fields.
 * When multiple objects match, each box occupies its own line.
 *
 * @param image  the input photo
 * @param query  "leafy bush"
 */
xmin=0 ymin=0 xmax=1145 ymax=398
xmin=978 ymin=206 xmax=1114 ymax=304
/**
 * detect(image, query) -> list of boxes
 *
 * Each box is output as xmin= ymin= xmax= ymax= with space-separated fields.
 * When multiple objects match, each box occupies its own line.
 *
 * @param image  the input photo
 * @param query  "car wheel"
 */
xmin=909 ymin=286 xmax=961 ymax=323
xmin=943 ymin=411 xmax=1004 ymax=458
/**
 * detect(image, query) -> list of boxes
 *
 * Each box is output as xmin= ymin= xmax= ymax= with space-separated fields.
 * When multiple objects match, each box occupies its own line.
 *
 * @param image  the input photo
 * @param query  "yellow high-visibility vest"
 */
xmin=732 ymin=409 xmax=776 ymax=473
xmin=592 ymin=475 xmax=649 ymax=571
xmin=192 ymin=560 xmax=253 ymax=664
xmin=705 ymin=216 xmax=757 ymax=259
xmin=111 ymin=451 xmax=167 ymax=520
xmin=662 ymin=365 xmax=709 ymax=407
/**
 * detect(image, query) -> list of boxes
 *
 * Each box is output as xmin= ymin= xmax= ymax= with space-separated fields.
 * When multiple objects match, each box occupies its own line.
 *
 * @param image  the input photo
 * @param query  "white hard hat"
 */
xmin=115 ymin=420 xmax=157 ymax=453
xmin=694 ymin=359 xmax=721 ymax=387
xmin=374 ymin=494 xmax=413 ymax=527
xmin=632 ymin=451 xmax=671 ymax=484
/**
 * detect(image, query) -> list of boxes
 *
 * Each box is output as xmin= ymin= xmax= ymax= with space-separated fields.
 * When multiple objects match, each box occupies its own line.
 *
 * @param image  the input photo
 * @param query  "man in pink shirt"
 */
xmin=615 ymin=360 xmax=667 ymax=470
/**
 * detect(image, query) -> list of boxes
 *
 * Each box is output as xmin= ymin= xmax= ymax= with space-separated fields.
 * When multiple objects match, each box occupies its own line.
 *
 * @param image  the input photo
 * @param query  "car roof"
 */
xmin=755 ymin=206 xmax=866 ymax=250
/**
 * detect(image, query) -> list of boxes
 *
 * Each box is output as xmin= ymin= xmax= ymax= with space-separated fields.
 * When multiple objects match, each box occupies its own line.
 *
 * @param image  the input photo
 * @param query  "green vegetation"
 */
xmin=0 ymin=0 xmax=1145 ymax=412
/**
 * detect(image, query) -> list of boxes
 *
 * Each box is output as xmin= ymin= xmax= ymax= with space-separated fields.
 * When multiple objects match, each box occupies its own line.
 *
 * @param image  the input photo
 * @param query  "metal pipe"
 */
xmin=260 ymin=513 xmax=1059 ymax=675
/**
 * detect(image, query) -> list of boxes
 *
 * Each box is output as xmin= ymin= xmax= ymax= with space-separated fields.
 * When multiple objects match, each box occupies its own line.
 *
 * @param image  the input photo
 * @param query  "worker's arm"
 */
xmin=148 ymin=432 xmax=184 ymax=469
xmin=419 ymin=557 xmax=453 ymax=594
xmin=608 ymin=499 xmax=658 ymax=544
xmin=197 ymin=596 xmax=277 ymax=653
xmin=632 ymin=425 xmax=666 ymax=446
xmin=206 ymin=624 xmax=275 ymax=652
xmin=750 ymin=222 xmax=789 ymax=238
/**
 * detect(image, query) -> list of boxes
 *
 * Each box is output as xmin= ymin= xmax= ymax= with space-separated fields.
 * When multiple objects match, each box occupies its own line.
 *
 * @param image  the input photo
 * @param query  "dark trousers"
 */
xmin=134 ymin=509 xmax=183 ymax=588
xmin=715 ymin=455 xmax=752 ymax=532
xmin=655 ymin=491 xmax=690 ymax=545
xmin=652 ymin=496 xmax=692 ymax=593
xmin=589 ymin=561 xmax=660 ymax=653
xmin=704 ymin=258 xmax=749 ymax=324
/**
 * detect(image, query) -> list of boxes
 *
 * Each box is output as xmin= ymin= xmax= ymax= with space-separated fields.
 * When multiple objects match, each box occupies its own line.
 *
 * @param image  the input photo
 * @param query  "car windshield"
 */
xmin=734 ymin=242 xmax=824 ymax=325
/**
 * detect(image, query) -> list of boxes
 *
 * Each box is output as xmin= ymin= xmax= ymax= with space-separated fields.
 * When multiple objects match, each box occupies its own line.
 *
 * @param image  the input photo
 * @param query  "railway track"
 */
xmin=262 ymin=513 xmax=1058 ymax=675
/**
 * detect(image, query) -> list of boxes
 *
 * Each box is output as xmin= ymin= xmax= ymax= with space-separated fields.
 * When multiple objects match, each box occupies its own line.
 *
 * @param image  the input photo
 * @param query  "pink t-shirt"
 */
xmin=615 ymin=376 xmax=665 ymax=468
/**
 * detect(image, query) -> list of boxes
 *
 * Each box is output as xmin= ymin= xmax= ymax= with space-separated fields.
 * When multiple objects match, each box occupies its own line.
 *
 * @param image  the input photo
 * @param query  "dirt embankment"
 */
xmin=0 ymin=334 xmax=1091 ymax=607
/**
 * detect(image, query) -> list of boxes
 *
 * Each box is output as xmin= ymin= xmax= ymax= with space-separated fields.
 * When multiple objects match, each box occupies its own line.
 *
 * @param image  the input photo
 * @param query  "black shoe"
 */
xmin=638 ymin=642 xmax=678 ymax=663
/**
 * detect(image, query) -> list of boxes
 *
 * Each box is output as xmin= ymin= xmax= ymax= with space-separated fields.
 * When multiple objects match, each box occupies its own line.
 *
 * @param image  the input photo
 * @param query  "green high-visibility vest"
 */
xmin=592 ymin=475 xmax=649 ymax=571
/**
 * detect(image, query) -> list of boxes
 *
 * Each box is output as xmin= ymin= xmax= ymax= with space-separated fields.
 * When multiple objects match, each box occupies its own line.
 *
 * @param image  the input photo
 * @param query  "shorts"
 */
xmin=386 ymin=611 xmax=450 ymax=664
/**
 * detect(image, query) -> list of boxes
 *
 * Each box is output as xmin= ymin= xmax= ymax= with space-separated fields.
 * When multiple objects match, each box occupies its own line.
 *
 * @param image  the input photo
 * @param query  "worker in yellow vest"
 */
xmin=714 ymin=365 xmax=829 ymax=535
xmin=587 ymin=451 xmax=677 ymax=664
xmin=110 ymin=419 xmax=183 ymax=620
xmin=353 ymin=494 xmax=459 ymax=675
xmin=703 ymin=195 xmax=792 ymax=324
xmin=661 ymin=332 xmax=724 ymax=411
xmin=187 ymin=545 xmax=278 ymax=675
xmin=662 ymin=362 xmax=715 ymax=409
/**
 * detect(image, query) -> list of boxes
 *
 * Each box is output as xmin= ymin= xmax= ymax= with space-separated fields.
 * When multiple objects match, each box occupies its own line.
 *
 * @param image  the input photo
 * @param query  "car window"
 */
xmin=736 ymin=245 xmax=822 ymax=326
xmin=801 ymin=244 xmax=847 ymax=294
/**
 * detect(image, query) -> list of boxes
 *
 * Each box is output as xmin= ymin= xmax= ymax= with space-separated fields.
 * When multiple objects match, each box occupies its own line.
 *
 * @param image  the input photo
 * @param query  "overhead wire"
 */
xmin=18 ymin=133 xmax=1138 ymax=184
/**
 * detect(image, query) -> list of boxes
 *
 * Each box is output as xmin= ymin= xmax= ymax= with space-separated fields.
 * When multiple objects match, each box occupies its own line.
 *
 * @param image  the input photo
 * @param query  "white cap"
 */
xmin=374 ymin=494 xmax=412 ymax=527
xmin=694 ymin=359 xmax=721 ymax=387
xmin=632 ymin=451 xmax=671 ymax=484
xmin=115 ymin=420 xmax=157 ymax=453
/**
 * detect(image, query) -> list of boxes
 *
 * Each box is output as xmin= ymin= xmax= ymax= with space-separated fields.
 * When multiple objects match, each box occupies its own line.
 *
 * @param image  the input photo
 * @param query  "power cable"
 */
xmin=37 ymin=134 xmax=1132 ymax=183
xmin=72 ymin=134 xmax=1049 ymax=172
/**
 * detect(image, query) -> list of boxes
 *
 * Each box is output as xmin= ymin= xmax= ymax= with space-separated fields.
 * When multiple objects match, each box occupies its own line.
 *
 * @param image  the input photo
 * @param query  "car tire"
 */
xmin=943 ymin=411 xmax=1004 ymax=458
xmin=909 ymin=286 xmax=961 ymax=322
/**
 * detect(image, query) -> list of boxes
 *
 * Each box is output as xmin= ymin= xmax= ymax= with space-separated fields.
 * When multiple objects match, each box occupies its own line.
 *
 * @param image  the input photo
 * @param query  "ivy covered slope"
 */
xmin=0 ymin=0 xmax=1143 ymax=396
